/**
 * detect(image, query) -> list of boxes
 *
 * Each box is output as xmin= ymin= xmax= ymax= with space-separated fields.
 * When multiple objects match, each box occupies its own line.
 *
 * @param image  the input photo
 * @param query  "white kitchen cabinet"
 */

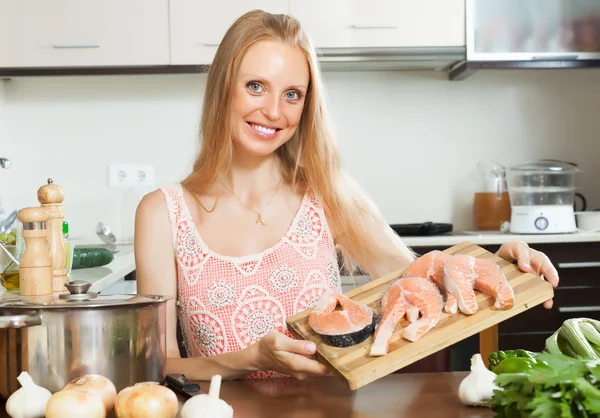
xmin=289 ymin=0 xmax=465 ymax=49
xmin=169 ymin=0 xmax=289 ymax=65
xmin=0 ymin=0 xmax=170 ymax=68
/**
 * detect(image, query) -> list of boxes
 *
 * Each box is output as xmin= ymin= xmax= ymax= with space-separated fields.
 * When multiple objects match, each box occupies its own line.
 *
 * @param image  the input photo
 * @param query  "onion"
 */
xmin=114 ymin=382 xmax=178 ymax=418
xmin=63 ymin=374 xmax=117 ymax=412
xmin=45 ymin=389 xmax=106 ymax=418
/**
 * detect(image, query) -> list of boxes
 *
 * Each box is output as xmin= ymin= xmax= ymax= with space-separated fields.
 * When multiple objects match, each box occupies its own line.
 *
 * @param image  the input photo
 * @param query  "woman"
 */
xmin=134 ymin=10 xmax=559 ymax=381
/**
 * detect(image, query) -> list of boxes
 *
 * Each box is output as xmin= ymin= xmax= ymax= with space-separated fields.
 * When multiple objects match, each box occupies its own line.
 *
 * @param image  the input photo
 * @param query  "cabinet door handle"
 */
xmin=351 ymin=24 xmax=398 ymax=30
xmin=558 ymin=306 xmax=600 ymax=313
xmin=53 ymin=44 xmax=100 ymax=49
xmin=558 ymin=262 xmax=600 ymax=269
xmin=531 ymin=54 xmax=579 ymax=61
xmin=203 ymin=42 xmax=220 ymax=47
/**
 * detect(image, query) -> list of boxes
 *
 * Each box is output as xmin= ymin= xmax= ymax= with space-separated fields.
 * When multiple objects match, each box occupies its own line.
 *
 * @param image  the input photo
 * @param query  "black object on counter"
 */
xmin=166 ymin=374 xmax=203 ymax=398
xmin=390 ymin=222 xmax=453 ymax=236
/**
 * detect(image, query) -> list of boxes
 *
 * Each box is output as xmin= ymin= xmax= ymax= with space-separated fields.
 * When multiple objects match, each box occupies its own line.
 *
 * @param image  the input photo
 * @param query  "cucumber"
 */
xmin=72 ymin=247 xmax=114 ymax=269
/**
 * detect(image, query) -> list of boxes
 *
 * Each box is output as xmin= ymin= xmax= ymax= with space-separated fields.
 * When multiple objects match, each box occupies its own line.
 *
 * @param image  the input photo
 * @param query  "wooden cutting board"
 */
xmin=286 ymin=241 xmax=554 ymax=391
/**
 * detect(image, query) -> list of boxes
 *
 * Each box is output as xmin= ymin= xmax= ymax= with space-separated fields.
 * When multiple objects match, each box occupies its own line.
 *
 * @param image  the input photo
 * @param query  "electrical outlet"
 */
xmin=131 ymin=165 xmax=155 ymax=187
xmin=108 ymin=165 xmax=155 ymax=188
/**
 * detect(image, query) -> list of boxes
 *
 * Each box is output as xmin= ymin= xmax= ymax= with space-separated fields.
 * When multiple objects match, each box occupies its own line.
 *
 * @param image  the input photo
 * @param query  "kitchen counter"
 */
xmin=0 ymin=372 xmax=493 ymax=418
xmin=187 ymin=372 xmax=491 ymax=417
xmin=401 ymin=230 xmax=600 ymax=247
xmin=71 ymin=245 xmax=135 ymax=294
xmin=0 ymin=244 xmax=136 ymax=300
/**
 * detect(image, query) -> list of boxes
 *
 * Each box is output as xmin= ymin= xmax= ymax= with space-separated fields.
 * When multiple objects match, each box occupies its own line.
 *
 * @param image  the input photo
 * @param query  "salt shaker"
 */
xmin=17 ymin=207 xmax=53 ymax=296
xmin=37 ymin=178 xmax=67 ymax=292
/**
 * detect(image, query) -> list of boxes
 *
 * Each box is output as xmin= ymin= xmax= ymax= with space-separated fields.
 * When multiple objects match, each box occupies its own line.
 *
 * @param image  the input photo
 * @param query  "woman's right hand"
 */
xmin=253 ymin=331 xmax=328 ymax=380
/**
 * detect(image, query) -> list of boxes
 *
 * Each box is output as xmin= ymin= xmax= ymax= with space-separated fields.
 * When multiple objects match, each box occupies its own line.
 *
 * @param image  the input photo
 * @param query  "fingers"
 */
xmin=271 ymin=332 xmax=317 ymax=356
xmin=512 ymin=242 xmax=532 ymax=273
xmin=530 ymin=252 xmax=559 ymax=287
xmin=543 ymin=298 xmax=553 ymax=309
xmin=281 ymin=352 xmax=328 ymax=378
xmin=497 ymin=242 xmax=530 ymax=270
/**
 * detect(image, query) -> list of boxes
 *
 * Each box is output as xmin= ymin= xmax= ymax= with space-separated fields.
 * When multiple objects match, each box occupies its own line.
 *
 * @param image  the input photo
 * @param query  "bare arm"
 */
xmin=134 ymin=190 xmax=325 ymax=380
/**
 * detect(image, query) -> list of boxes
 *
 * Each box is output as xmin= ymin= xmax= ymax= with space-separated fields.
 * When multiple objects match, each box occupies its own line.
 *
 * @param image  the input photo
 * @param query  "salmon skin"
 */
xmin=370 ymin=276 xmax=444 ymax=356
xmin=403 ymin=251 xmax=458 ymax=314
xmin=443 ymin=254 xmax=515 ymax=315
xmin=308 ymin=292 xmax=380 ymax=348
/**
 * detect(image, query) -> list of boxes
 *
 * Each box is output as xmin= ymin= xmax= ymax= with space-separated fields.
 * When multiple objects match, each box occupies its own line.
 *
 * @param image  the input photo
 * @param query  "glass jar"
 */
xmin=473 ymin=160 xmax=512 ymax=230
xmin=0 ymin=244 xmax=19 ymax=291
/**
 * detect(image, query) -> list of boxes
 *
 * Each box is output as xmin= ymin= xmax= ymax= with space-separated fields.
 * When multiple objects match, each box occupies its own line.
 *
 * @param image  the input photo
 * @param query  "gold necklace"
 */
xmin=190 ymin=183 xmax=219 ymax=213
xmin=220 ymin=179 xmax=282 ymax=226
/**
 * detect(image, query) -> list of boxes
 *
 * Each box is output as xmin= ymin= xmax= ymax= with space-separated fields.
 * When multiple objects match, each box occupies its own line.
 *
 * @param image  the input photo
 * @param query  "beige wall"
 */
xmin=1 ymin=68 xmax=599 ymax=243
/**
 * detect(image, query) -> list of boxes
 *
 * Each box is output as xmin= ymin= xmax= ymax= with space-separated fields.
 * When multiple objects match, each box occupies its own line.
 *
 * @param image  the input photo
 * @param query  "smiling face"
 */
xmin=230 ymin=39 xmax=310 ymax=158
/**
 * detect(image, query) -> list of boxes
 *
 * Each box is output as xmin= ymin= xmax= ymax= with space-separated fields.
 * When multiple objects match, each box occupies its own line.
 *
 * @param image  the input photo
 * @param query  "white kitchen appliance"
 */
xmin=506 ymin=160 xmax=579 ymax=234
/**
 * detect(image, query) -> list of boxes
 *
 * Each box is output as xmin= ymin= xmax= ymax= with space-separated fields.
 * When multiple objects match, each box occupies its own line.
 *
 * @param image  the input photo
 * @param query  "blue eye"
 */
xmin=286 ymin=91 xmax=302 ymax=100
xmin=247 ymin=82 xmax=263 ymax=93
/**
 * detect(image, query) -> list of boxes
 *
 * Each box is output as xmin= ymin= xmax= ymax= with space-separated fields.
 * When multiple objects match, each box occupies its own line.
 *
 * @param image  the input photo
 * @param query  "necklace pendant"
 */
xmin=255 ymin=213 xmax=266 ymax=226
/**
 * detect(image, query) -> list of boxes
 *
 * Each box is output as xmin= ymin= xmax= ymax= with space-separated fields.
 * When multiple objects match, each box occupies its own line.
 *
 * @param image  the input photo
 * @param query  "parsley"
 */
xmin=490 ymin=353 xmax=600 ymax=417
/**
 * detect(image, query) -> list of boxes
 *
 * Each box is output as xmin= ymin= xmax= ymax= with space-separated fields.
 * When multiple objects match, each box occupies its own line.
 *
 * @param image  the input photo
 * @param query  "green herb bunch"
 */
xmin=491 ymin=352 xmax=600 ymax=417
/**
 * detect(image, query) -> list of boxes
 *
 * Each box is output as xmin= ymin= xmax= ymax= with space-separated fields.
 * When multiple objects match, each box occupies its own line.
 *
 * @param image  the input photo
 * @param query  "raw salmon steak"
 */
xmin=403 ymin=250 xmax=458 ymax=314
xmin=308 ymin=292 xmax=379 ymax=348
xmin=370 ymin=276 xmax=444 ymax=356
xmin=443 ymin=254 xmax=515 ymax=315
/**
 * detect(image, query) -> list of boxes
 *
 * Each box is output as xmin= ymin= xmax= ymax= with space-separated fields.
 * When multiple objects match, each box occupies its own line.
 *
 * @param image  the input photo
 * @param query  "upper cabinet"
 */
xmin=0 ymin=0 xmax=465 ymax=69
xmin=289 ymin=0 xmax=465 ymax=49
xmin=169 ymin=0 xmax=289 ymax=65
xmin=0 ymin=0 xmax=170 ymax=68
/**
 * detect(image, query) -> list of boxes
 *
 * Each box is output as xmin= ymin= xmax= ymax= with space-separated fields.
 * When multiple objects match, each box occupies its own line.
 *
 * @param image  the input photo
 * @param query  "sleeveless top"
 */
xmin=160 ymin=184 xmax=342 ymax=379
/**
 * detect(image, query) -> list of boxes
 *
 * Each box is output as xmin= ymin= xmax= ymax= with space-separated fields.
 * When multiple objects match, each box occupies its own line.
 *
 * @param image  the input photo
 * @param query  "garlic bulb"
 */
xmin=6 ymin=372 xmax=53 ymax=418
xmin=180 ymin=375 xmax=233 ymax=418
xmin=458 ymin=353 xmax=500 ymax=406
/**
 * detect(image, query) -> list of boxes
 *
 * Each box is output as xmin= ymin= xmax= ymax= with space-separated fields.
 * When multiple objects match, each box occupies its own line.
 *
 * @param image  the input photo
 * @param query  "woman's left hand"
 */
xmin=496 ymin=241 xmax=559 ymax=309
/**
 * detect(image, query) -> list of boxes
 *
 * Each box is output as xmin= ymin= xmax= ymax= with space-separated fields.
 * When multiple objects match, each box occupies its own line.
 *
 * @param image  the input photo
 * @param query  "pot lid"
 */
xmin=507 ymin=160 xmax=579 ymax=173
xmin=0 ymin=281 xmax=169 ymax=309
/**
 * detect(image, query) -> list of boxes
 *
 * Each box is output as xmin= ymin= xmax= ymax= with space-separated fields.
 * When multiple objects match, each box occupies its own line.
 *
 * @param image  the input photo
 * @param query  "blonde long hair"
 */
xmin=182 ymin=10 xmax=411 ymax=275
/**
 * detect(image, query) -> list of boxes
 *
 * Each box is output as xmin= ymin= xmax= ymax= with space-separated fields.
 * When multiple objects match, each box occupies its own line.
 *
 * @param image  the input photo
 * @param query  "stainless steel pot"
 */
xmin=0 ymin=281 xmax=169 ymax=398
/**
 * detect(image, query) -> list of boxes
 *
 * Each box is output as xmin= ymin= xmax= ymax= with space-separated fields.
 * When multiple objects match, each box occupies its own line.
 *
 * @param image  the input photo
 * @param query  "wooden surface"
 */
xmin=17 ymin=207 xmax=53 ymax=296
xmin=0 ymin=372 xmax=494 ymax=418
xmin=38 ymin=178 xmax=67 ymax=292
xmin=480 ymin=325 xmax=499 ymax=368
xmin=0 ymin=328 xmax=25 ymax=400
xmin=287 ymin=241 xmax=554 ymax=390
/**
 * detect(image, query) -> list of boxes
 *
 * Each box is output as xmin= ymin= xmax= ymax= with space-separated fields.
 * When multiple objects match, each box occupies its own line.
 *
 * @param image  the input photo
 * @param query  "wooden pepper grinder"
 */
xmin=37 ymin=178 xmax=67 ymax=292
xmin=17 ymin=207 xmax=53 ymax=296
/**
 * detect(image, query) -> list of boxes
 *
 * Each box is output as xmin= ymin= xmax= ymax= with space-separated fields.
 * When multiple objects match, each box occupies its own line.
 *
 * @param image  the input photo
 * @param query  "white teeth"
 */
xmin=251 ymin=124 xmax=276 ymax=135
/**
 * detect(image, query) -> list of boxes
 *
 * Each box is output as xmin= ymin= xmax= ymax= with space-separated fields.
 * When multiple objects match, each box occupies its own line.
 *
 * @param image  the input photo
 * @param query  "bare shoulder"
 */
xmin=136 ymin=189 xmax=168 ymax=218
xmin=134 ymin=189 xmax=172 ymax=252
xmin=135 ymin=188 xmax=176 ymax=289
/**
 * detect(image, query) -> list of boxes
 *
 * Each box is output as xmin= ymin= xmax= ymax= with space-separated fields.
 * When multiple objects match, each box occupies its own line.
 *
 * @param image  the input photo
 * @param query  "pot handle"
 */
xmin=575 ymin=193 xmax=587 ymax=212
xmin=0 ymin=312 xmax=42 ymax=328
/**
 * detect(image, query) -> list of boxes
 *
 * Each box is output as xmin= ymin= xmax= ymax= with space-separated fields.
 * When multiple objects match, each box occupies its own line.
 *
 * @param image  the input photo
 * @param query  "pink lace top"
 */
xmin=161 ymin=184 xmax=342 ymax=379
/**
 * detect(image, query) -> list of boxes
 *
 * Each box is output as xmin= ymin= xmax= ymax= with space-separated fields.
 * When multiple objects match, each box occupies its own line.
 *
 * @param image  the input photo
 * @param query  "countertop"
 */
xmin=190 ymin=372 xmax=492 ymax=417
xmin=0 ymin=244 xmax=136 ymax=300
xmin=0 ymin=372 xmax=494 ymax=418
xmin=401 ymin=230 xmax=600 ymax=247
